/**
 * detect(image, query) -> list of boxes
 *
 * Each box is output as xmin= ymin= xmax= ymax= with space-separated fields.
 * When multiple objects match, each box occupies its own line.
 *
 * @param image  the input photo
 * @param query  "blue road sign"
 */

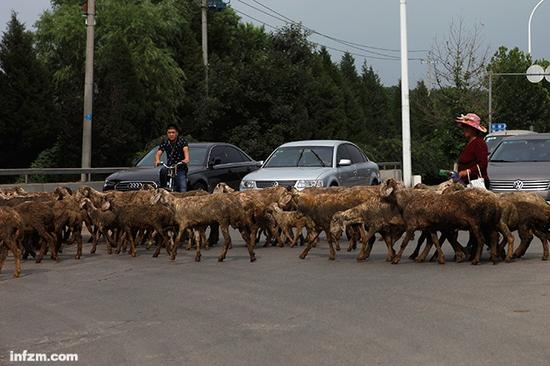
xmin=491 ymin=123 xmax=507 ymax=132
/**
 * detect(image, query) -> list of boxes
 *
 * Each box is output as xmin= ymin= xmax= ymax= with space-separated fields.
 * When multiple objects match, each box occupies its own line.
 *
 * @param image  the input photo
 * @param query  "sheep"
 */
xmin=79 ymin=198 xmax=119 ymax=255
xmin=0 ymin=207 xmax=24 ymax=278
xmin=12 ymin=201 xmax=58 ymax=263
xmin=498 ymin=192 xmax=550 ymax=260
xmin=280 ymin=186 xmax=381 ymax=260
xmin=52 ymin=196 xmax=84 ymax=259
xmin=151 ymin=189 xmax=256 ymax=262
xmin=329 ymin=195 xmax=405 ymax=262
xmin=380 ymin=179 xmax=502 ymax=265
xmin=264 ymin=203 xmax=316 ymax=247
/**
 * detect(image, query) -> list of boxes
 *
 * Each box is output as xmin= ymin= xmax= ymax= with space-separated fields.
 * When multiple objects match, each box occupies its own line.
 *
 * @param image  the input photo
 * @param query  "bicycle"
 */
xmin=158 ymin=161 xmax=187 ymax=192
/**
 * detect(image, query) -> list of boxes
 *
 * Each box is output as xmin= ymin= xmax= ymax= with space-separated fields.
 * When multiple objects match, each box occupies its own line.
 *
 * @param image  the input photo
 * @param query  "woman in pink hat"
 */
xmin=455 ymin=113 xmax=489 ymax=186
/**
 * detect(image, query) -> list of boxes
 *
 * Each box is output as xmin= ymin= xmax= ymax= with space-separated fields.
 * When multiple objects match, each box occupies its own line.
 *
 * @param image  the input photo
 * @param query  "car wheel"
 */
xmin=330 ymin=182 xmax=338 ymax=187
xmin=192 ymin=182 xmax=208 ymax=192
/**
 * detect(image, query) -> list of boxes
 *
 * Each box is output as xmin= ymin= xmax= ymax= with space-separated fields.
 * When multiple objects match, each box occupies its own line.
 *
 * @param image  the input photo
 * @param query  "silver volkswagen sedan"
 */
xmin=488 ymin=133 xmax=550 ymax=202
xmin=240 ymin=140 xmax=380 ymax=190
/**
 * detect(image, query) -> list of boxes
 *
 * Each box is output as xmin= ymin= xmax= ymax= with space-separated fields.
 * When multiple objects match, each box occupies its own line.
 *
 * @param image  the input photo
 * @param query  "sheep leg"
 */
xmin=447 ymin=231 xmax=466 ymax=263
xmin=357 ymin=225 xmax=376 ymax=261
xmin=172 ymin=228 xmax=186 ymax=260
xmin=471 ymin=227 xmax=485 ymax=265
xmin=0 ymin=245 xmax=7 ymax=274
xmin=208 ymin=224 xmax=219 ymax=246
xmin=430 ymin=232 xmax=446 ymax=264
xmin=74 ymin=224 xmax=83 ymax=260
xmin=409 ymin=231 xmax=429 ymax=260
xmin=513 ymin=228 xmax=534 ymax=259
xmin=299 ymin=230 xmax=319 ymax=260
xmin=498 ymin=222 xmax=514 ymax=263
xmin=326 ymin=227 xmax=338 ymax=260
xmin=382 ymin=233 xmax=397 ymax=262
xmin=194 ymin=230 xmax=202 ymax=262
xmin=489 ymin=230 xmax=500 ymax=264
xmin=540 ymin=233 xmax=549 ymax=261
xmin=417 ymin=234 xmax=435 ymax=263
xmin=392 ymin=230 xmax=414 ymax=264
xmin=217 ymin=225 xmax=233 ymax=262
xmin=127 ymin=228 xmax=138 ymax=257
xmin=291 ymin=225 xmax=303 ymax=247
xmin=9 ymin=240 xmax=22 ymax=278
xmin=246 ymin=232 xmax=257 ymax=263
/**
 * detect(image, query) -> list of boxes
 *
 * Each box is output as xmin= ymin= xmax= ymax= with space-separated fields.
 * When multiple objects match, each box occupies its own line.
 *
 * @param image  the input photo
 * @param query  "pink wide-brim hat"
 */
xmin=455 ymin=113 xmax=487 ymax=133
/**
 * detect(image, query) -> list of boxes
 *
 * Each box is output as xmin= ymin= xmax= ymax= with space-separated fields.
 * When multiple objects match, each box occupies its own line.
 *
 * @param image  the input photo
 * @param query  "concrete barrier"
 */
xmin=380 ymin=169 xmax=402 ymax=181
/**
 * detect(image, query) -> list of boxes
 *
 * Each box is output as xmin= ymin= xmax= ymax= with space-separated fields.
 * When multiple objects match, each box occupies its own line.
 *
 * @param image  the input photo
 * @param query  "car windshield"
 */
xmin=136 ymin=146 xmax=208 ymax=167
xmin=264 ymin=146 xmax=333 ymax=168
xmin=485 ymin=136 xmax=505 ymax=153
xmin=490 ymin=139 xmax=550 ymax=162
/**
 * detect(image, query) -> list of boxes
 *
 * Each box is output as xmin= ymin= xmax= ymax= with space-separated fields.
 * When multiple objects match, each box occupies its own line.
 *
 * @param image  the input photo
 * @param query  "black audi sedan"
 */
xmin=103 ymin=143 xmax=261 ymax=192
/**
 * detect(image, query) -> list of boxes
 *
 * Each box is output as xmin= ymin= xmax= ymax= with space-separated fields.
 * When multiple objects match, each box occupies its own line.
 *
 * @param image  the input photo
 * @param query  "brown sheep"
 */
xmin=381 ymin=179 xmax=502 ymax=265
xmin=281 ymin=186 xmax=381 ymax=260
xmin=151 ymin=189 xmax=256 ymax=262
xmin=12 ymin=201 xmax=57 ymax=263
xmin=265 ymin=203 xmax=316 ymax=247
xmin=0 ymin=207 xmax=24 ymax=278
xmin=329 ymin=195 xmax=405 ymax=262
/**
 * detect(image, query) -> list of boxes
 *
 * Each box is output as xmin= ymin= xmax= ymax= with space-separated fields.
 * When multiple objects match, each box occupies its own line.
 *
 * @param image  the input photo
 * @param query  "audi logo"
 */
xmin=513 ymin=180 xmax=524 ymax=191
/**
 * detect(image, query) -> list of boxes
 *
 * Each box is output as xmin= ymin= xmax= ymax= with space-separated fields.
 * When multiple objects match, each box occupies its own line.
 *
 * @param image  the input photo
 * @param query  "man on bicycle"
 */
xmin=155 ymin=124 xmax=190 ymax=192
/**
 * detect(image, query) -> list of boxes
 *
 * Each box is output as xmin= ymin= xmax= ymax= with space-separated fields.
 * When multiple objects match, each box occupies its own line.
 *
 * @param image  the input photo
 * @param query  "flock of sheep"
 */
xmin=1 ymin=179 xmax=549 ymax=278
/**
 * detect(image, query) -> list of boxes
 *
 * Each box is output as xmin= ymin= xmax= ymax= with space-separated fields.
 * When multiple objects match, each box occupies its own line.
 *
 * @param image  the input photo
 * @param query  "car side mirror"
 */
xmin=257 ymin=160 xmax=264 ymax=166
xmin=338 ymin=159 xmax=352 ymax=167
xmin=209 ymin=157 xmax=222 ymax=168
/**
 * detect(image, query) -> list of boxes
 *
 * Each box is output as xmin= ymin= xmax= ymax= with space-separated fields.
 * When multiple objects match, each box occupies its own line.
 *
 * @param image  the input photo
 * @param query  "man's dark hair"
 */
xmin=166 ymin=124 xmax=180 ymax=133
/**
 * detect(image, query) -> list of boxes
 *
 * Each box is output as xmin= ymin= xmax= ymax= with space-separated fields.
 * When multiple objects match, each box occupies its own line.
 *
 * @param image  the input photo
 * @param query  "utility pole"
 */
xmin=201 ymin=0 xmax=209 ymax=94
xmin=400 ymin=0 xmax=412 ymax=187
xmin=81 ymin=0 xmax=95 ymax=181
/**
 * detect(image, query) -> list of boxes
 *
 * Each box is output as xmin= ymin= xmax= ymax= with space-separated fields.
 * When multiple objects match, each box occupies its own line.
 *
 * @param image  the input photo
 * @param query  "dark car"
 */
xmin=103 ymin=143 xmax=261 ymax=192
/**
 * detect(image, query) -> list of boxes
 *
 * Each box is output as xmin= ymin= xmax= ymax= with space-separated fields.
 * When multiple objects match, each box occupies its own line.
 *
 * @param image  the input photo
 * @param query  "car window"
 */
xmin=225 ymin=146 xmax=250 ymax=163
xmin=210 ymin=146 xmax=229 ymax=164
xmin=491 ymin=139 xmax=550 ymax=162
xmin=347 ymin=144 xmax=366 ymax=164
xmin=336 ymin=144 xmax=352 ymax=163
xmin=136 ymin=146 xmax=207 ymax=167
xmin=264 ymin=146 xmax=333 ymax=168
xmin=485 ymin=136 xmax=505 ymax=153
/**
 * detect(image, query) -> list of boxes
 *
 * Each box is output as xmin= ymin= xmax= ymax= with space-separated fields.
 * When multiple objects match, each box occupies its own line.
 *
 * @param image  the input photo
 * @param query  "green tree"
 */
xmin=0 ymin=13 xmax=56 ymax=171
xmin=488 ymin=47 xmax=550 ymax=132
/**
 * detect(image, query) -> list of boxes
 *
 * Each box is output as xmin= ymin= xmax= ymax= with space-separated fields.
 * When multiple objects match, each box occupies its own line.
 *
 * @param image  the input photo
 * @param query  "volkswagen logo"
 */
xmin=272 ymin=181 xmax=279 ymax=187
xmin=513 ymin=180 xmax=524 ymax=191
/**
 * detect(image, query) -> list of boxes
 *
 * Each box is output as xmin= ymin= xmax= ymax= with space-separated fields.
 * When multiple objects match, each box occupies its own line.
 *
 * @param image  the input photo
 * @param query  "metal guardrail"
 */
xmin=377 ymin=161 xmax=401 ymax=169
xmin=0 ymin=167 xmax=131 ymax=183
xmin=0 ymin=162 xmax=402 ymax=184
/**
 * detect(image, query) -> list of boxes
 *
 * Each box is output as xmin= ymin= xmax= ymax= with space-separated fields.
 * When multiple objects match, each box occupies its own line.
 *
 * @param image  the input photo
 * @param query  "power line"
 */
xmin=235 ymin=0 xmax=401 ymax=59
xmin=234 ymin=9 xmax=423 ymax=62
xmin=246 ymin=0 xmax=428 ymax=54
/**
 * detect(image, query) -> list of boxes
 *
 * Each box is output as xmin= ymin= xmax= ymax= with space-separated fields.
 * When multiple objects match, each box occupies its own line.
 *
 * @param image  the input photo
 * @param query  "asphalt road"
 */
xmin=1 ymin=232 xmax=550 ymax=366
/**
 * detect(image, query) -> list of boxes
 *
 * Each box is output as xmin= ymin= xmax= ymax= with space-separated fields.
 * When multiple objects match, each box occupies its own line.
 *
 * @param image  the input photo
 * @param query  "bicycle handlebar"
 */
xmin=159 ymin=161 xmax=186 ymax=169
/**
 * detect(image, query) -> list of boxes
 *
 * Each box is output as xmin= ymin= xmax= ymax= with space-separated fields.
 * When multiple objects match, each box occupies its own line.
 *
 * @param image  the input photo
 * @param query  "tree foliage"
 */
xmin=0 ymin=2 xmax=548 ymax=184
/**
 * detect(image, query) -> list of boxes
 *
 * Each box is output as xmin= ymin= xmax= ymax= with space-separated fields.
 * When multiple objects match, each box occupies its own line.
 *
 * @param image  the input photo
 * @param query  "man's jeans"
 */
xmin=160 ymin=167 xmax=188 ymax=192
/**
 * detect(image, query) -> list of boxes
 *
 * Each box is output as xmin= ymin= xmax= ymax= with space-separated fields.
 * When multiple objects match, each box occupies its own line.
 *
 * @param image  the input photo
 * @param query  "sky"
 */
xmin=1 ymin=0 xmax=549 ymax=85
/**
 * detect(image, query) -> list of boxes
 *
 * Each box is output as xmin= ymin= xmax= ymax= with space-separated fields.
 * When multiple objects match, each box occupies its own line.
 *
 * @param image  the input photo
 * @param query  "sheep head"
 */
xmin=150 ymin=189 xmax=172 ymax=206
xmin=380 ymin=179 xmax=399 ymax=200
xmin=213 ymin=183 xmax=234 ymax=194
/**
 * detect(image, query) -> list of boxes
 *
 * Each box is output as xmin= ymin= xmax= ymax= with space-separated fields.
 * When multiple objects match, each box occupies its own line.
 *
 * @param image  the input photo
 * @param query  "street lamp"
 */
xmin=528 ymin=0 xmax=546 ymax=55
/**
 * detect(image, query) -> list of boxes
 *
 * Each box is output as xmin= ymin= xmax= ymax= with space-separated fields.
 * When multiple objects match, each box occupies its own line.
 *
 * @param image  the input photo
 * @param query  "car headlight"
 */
xmin=240 ymin=180 xmax=256 ymax=189
xmin=295 ymin=179 xmax=324 ymax=189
